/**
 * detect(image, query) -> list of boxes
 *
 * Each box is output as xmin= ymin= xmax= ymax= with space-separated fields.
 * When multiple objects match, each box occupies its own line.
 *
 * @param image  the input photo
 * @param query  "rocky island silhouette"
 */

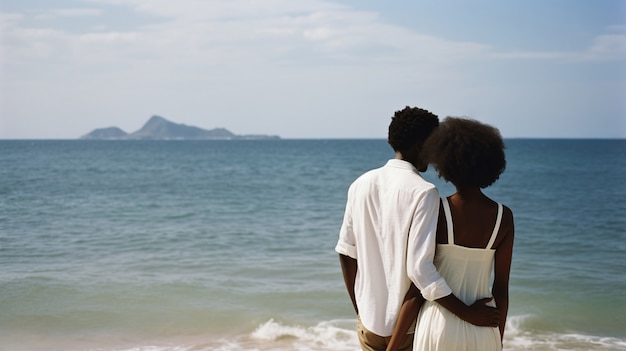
xmin=81 ymin=116 xmax=280 ymax=140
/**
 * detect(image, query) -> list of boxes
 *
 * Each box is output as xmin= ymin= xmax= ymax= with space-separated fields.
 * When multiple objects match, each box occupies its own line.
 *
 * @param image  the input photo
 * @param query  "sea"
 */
xmin=1 ymin=139 xmax=624 ymax=351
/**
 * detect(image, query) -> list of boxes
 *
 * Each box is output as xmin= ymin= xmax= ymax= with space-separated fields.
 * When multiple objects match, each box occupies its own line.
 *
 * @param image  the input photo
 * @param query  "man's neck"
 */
xmin=394 ymin=151 xmax=424 ymax=172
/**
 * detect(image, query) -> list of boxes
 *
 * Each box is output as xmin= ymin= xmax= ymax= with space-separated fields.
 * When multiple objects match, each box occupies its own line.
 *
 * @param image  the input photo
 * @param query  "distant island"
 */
xmin=81 ymin=116 xmax=280 ymax=140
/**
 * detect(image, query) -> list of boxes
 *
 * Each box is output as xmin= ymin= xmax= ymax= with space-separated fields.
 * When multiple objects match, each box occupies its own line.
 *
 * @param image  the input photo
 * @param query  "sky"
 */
xmin=1 ymin=0 xmax=625 ymax=139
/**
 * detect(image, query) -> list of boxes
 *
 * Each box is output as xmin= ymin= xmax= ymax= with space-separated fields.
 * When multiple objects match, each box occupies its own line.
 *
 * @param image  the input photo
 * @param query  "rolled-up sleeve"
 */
xmin=406 ymin=188 xmax=452 ymax=301
xmin=335 ymin=240 xmax=357 ymax=259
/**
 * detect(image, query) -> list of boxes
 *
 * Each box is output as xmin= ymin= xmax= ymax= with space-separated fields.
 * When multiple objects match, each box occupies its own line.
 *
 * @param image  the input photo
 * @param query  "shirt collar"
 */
xmin=385 ymin=159 xmax=419 ymax=173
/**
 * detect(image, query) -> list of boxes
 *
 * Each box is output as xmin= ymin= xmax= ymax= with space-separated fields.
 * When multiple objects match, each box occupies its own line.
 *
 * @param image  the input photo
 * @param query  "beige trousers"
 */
xmin=357 ymin=317 xmax=413 ymax=351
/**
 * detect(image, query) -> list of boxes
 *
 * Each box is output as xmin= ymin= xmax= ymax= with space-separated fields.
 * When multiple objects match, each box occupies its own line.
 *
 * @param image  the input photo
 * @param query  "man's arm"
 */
xmin=336 ymin=184 xmax=358 ymax=314
xmin=406 ymin=189 xmax=499 ymax=326
xmin=338 ymin=254 xmax=358 ymax=315
xmin=406 ymin=188 xmax=451 ymax=300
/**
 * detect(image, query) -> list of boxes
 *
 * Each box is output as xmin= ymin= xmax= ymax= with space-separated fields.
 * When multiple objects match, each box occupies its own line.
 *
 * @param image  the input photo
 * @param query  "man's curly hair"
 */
xmin=388 ymin=106 xmax=439 ymax=152
xmin=425 ymin=117 xmax=506 ymax=189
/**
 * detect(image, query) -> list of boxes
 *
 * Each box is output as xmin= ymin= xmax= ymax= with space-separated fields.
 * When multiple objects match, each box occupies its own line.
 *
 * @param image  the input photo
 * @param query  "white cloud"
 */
xmin=1 ymin=0 xmax=624 ymax=138
xmin=30 ymin=7 xmax=103 ymax=21
xmin=584 ymin=31 xmax=626 ymax=61
xmin=10 ymin=0 xmax=620 ymax=71
xmin=51 ymin=8 xmax=103 ymax=17
xmin=490 ymin=26 xmax=626 ymax=62
xmin=78 ymin=31 xmax=143 ymax=44
xmin=56 ymin=0 xmax=488 ymax=67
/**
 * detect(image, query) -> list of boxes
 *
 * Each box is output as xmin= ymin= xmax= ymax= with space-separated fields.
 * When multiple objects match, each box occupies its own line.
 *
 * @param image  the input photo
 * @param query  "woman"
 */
xmin=387 ymin=117 xmax=514 ymax=351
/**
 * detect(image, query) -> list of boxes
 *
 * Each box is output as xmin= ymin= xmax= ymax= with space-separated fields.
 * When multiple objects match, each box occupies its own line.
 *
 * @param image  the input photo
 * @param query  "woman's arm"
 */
xmin=492 ymin=207 xmax=515 ymax=340
xmin=386 ymin=283 xmax=424 ymax=351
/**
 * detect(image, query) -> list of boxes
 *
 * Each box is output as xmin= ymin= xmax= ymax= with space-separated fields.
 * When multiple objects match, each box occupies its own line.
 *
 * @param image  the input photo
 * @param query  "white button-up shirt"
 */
xmin=335 ymin=159 xmax=452 ymax=337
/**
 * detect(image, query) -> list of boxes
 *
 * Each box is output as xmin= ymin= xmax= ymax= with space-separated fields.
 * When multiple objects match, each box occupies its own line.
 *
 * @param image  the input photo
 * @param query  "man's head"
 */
xmin=388 ymin=106 xmax=439 ymax=171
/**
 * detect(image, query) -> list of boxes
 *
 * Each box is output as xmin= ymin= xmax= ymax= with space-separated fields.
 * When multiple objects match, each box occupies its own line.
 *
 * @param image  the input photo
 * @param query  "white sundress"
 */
xmin=413 ymin=197 xmax=503 ymax=351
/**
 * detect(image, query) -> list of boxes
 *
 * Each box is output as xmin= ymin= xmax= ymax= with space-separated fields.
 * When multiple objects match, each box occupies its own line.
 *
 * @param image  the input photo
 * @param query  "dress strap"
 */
xmin=486 ymin=203 xmax=503 ymax=249
xmin=441 ymin=197 xmax=454 ymax=245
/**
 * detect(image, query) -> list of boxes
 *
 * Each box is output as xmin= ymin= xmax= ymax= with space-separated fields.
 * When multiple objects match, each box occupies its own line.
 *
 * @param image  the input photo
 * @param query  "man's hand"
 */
xmin=463 ymin=298 xmax=500 ymax=327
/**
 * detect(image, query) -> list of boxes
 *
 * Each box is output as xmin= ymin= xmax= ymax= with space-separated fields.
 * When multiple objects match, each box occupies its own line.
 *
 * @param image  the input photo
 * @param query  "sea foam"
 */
xmin=249 ymin=319 xmax=358 ymax=350
xmin=505 ymin=315 xmax=626 ymax=351
xmin=107 ymin=317 xmax=626 ymax=351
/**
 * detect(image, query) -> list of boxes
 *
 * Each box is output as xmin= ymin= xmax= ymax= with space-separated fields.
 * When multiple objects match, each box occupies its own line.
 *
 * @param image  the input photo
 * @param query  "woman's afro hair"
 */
xmin=425 ymin=117 xmax=506 ymax=189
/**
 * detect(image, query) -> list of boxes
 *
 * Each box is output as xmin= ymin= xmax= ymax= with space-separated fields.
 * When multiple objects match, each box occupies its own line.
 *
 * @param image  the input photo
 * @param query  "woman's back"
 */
xmin=413 ymin=196 xmax=503 ymax=351
xmin=437 ymin=193 xmax=503 ymax=248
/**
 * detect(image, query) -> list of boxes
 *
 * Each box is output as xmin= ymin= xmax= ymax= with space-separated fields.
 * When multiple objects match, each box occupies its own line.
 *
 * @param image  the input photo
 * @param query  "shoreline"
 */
xmin=2 ymin=315 xmax=625 ymax=351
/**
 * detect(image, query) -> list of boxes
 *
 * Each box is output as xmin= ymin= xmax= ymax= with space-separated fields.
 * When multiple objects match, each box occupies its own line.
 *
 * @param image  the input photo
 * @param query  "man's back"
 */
xmin=336 ymin=159 xmax=438 ymax=336
xmin=336 ymin=106 xmax=449 ymax=351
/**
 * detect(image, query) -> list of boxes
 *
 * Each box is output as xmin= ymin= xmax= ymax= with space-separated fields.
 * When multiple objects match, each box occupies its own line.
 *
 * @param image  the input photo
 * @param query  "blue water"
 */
xmin=0 ymin=139 xmax=625 ymax=351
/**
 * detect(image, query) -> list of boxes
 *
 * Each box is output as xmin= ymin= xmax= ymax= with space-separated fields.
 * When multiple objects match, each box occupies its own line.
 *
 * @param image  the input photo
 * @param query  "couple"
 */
xmin=336 ymin=106 xmax=514 ymax=351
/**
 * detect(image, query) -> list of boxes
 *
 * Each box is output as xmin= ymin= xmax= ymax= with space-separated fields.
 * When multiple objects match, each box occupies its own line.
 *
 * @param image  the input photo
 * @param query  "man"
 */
xmin=336 ymin=106 xmax=499 ymax=351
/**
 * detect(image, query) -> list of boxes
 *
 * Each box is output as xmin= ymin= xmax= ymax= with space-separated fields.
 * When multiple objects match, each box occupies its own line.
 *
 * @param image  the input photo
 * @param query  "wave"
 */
xmin=86 ymin=317 xmax=626 ymax=351
xmin=504 ymin=315 xmax=626 ymax=351
xmin=249 ymin=318 xmax=357 ymax=350
xmin=79 ymin=319 xmax=358 ymax=351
